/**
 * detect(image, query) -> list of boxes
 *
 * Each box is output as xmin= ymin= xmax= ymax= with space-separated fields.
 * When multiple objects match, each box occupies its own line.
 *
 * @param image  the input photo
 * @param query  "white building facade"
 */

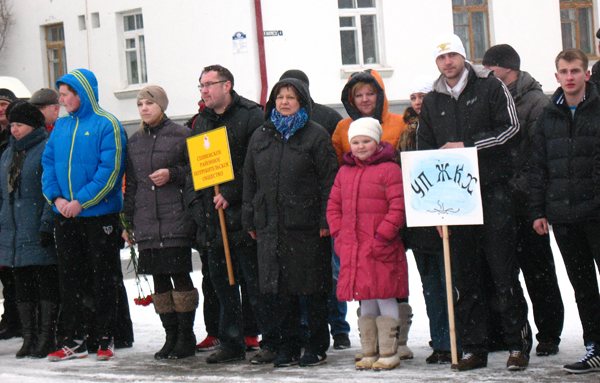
xmin=0 ymin=0 xmax=598 ymax=129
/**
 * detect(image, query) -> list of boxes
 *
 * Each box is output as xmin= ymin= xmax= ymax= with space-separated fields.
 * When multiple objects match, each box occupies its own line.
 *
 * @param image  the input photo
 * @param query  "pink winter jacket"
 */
xmin=327 ymin=142 xmax=408 ymax=302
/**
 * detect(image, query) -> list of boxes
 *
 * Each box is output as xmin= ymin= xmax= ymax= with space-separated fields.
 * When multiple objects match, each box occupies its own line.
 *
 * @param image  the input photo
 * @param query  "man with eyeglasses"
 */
xmin=186 ymin=65 xmax=267 ymax=364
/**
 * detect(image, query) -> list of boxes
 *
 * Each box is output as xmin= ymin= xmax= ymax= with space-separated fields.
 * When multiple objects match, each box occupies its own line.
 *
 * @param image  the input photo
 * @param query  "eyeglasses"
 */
xmin=198 ymin=80 xmax=227 ymax=91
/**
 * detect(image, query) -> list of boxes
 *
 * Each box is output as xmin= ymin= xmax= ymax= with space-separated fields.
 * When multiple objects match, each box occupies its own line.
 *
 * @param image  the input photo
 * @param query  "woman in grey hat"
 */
xmin=121 ymin=85 xmax=198 ymax=360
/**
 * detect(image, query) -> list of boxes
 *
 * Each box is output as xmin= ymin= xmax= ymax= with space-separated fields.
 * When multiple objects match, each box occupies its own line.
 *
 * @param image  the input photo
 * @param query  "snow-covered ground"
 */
xmin=0 ymin=231 xmax=598 ymax=382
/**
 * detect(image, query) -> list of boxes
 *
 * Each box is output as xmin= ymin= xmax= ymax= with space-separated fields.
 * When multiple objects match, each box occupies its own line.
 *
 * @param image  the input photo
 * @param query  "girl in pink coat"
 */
xmin=327 ymin=117 xmax=407 ymax=371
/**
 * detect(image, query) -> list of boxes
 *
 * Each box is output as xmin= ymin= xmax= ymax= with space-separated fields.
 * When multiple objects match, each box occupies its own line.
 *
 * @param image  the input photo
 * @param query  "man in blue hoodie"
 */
xmin=41 ymin=69 xmax=127 ymax=362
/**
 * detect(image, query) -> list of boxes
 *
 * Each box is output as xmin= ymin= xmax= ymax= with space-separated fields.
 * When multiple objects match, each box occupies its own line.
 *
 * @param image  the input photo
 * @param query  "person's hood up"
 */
xmin=56 ymin=68 xmax=99 ymax=118
xmin=342 ymin=140 xmax=397 ymax=166
xmin=265 ymin=78 xmax=312 ymax=120
xmin=340 ymin=69 xmax=389 ymax=123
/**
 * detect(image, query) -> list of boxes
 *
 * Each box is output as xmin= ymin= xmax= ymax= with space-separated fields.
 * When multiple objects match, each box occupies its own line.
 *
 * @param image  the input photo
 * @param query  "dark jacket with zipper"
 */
xmin=506 ymin=71 xmax=549 ymax=215
xmin=530 ymin=82 xmax=600 ymax=225
xmin=185 ymin=90 xmax=264 ymax=249
xmin=242 ymin=78 xmax=338 ymax=295
xmin=417 ymin=63 xmax=520 ymax=186
xmin=0 ymin=128 xmax=56 ymax=267
xmin=123 ymin=117 xmax=195 ymax=251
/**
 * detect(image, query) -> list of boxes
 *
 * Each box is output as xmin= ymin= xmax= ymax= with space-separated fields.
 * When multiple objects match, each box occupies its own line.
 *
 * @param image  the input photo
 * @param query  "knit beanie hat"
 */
xmin=348 ymin=117 xmax=382 ymax=144
xmin=279 ymin=69 xmax=310 ymax=87
xmin=409 ymin=75 xmax=435 ymax=96
xmin=482 ymin=44 xmax=521 ymax=71
xmin=137 ymin=85 xmax=169 ymax=111
xmin=433 ymin=33 xmax=467 ymax=60
xmin=6 ymin=101 xmax=46 ymax=128
xmin=0 ymin=88 xmax=17 ymax=103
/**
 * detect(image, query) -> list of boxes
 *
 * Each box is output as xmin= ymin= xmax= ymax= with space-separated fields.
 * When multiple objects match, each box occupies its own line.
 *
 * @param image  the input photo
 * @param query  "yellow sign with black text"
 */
xmin=187 ymin=126 xmax=234 ymax=190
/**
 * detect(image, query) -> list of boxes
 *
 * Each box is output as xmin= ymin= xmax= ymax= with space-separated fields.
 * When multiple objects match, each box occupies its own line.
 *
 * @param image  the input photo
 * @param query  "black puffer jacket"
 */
xmin=418 ymin=63 xmax=520 ymax=186
xmin=185 ymin=90 xmax=264 ymax=248
xmin=242 ymin=78 xmax=338 ymax=295
xmin=529 ymin=82 xmax=600 ymax=224
xmin=123 ymin=117 xmax=195 ymax=251
xmin=506 ymin=71 xmax=549 ymax=214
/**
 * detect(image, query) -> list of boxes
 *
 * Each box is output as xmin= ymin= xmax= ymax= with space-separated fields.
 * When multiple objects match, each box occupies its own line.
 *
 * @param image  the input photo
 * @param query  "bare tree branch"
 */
xmin=0 ymin=0 xmax=14 ymax=60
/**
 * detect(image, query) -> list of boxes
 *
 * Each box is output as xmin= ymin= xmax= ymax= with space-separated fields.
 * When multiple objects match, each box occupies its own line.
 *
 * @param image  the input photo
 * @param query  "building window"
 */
xmin=560 ymin=0 xmax=595 ymax=55
xmin=122 ymin=11 xmax=147 ymax=85
xmin=452 ymin=0 xmax=490 ymax=62
xmin=338 ymin=0 xmax=381 ymax=66
xmin=45 ymin=24 xmax=67 ymax=89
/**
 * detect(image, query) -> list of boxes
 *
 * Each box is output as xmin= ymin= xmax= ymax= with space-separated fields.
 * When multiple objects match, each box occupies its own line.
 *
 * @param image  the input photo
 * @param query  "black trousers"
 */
xmin=552 ymin=221 xmax=600 ymax=345
xmin=263 ymin=292 xmax=329 ymax=356
xmin=55 ymin=213 xmax=122 ymax=340
xmin=515 ymin=214 xmax=564 ymax=345
xmin=0 ymin=267 xmax=19 ymax=329
xmin=12 ymin=265 xmax=59 ymax=303
xmin=200 ymin=249 xmax=259 ymax=339
xmin=450 ymin=184 xmax=530 ymax=353
xmin=206 ymin=238 xmax=264 ymax=353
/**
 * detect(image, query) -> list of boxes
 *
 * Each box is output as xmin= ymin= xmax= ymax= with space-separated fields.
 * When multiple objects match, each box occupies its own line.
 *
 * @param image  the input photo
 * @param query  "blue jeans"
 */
xmin=328 ymin=242 xmax=350 ymax=336
xmin=412 ymin=249 xmax=452 ymax=351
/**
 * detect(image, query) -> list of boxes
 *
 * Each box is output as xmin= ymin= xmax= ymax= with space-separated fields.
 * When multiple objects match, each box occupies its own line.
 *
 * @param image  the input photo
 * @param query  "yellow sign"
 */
xmin=187 ymin=126 xmax=234 ymax=190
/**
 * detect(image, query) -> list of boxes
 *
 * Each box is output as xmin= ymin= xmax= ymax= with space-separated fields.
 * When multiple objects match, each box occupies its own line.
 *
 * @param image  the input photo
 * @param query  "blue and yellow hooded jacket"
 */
xmin=42 ymin=69 xmax=127 ymax=217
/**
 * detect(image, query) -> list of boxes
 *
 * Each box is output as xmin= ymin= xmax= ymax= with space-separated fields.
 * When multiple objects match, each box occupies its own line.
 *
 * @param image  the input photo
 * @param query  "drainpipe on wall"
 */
xmin=254 ymin=0 xmax=268 ymax=107
xmin=84 ymin=0 xmax=91 ymax=68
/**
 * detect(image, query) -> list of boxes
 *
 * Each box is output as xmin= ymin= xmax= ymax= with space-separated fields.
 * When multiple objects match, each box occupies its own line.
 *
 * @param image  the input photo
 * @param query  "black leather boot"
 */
xmin=16 ymin=302 xmax=37 ymax=358
xmin=31 ymin=301 xmax=58 ymax=358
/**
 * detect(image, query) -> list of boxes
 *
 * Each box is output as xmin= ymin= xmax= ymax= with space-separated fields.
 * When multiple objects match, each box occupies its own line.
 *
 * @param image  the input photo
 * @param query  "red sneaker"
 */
xmin=196 ymin=336 xmax=220 ymax=352
xmin=97 ymin=337 xmax=115 ymax=361
xmin=245 ymin=336 xmax=260 ymax=351
xmin=47 ymin=339 xmax=88 ymax=362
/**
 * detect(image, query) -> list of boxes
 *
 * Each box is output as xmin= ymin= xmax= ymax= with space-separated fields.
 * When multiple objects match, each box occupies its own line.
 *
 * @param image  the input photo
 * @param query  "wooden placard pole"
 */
xmin=215 ymin=184 xmax=235 ymax=286
xmin=443 ymin=225 xmax=459 ymax=366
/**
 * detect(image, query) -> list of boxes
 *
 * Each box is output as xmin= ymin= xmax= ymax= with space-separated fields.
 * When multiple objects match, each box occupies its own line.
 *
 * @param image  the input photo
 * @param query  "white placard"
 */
xmin=401 ymin=147 xmax=483 ymax=227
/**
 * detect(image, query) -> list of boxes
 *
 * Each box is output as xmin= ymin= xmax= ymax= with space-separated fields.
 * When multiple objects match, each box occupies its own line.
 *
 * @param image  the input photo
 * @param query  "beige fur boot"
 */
xmin=355 ymin=307 xmax=363 ymax=361
xmin=372 ymin=316 xmax=400 ymax=370
xmin=355 ymin=316 xmax=378 ymax=370
xmin=397 ymin=302 xmax=414 ymax=359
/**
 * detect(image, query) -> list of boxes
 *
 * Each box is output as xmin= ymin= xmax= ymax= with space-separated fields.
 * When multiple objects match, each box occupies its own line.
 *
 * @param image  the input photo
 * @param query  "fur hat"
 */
xmin=348 ymin=117 xmax=382 ymax=144
xmin=482 ymin=44 xmax=521 ymax=71
xmin=0 ymin=89 xmax=17 ymax=103
xmin=6 ymin=101 xmax=45 ymax=128
xmin=433 ymin=33 xmax=467 ymax=60
xmin=29 ymin=88 xmax=60 ymax=106
xmin=137 ymin=85 xmax=169 ymax=111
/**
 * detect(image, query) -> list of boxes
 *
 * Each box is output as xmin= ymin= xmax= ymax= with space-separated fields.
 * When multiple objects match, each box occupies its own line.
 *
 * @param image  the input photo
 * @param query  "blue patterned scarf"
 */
xmin=271 ymin=108 xmax=308 ymax=142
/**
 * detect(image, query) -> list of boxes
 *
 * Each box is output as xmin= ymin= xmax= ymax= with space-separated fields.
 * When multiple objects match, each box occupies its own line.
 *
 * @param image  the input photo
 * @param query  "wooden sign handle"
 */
xmin=443 ymin=225 xmax=459 ymax=366
xmin=215 ymin=184 xmax=235 ymax=286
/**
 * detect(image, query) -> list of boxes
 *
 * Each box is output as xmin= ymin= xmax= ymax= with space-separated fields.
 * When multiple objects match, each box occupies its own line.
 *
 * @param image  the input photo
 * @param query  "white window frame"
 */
xmin=338 ymin=0 xmax=391 ymax=78
xmin=114 ymin=9 xmax=148 ymax=99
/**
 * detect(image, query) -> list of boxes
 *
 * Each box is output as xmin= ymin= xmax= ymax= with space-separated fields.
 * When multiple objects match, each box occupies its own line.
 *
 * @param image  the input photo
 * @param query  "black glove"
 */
xmin=40 ymin=231 xmax=55 ymax=248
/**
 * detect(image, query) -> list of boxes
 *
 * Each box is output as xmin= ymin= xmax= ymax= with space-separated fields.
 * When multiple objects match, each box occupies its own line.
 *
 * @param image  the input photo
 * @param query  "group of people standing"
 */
xmin=0 ymin=30 xmax=600 ymax=377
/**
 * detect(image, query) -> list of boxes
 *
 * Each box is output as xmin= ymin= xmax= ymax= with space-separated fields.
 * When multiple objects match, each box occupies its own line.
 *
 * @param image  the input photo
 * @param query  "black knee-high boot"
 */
xmin=152 ymin=290 xmax=178 ymax=360
xmin=168 ymin=289 xmax=198 ymax=359
xmin=31 ymin=301 xmax=58 ymax=358
xmin=16 ymin=302 xmax=37 ymax=358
